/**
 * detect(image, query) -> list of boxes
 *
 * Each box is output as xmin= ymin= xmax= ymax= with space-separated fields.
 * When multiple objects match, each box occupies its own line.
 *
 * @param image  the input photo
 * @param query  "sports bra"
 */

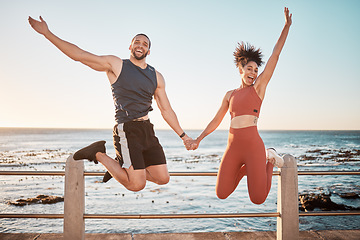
xmin=229 ymin=85 xmax=262 ymax=119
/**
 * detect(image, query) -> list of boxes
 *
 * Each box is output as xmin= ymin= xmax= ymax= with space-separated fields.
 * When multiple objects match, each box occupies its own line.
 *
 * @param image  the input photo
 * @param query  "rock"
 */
xmin=299 ymin=155 xmax=317 ymax=161
xmin=338 ymin=192 xmax=360 ymax=199
xmin=7 ymin=195 xmax=64 ymax=206
xmin=301 ymin=148 xmax=360 ymax=162
xmin=41 ymin=195 xmax=64 ymax=204
xmin=299 ymin=193 xmax=360 ymax=211
xmin=36 ymin=194 xmax=48 ymax=199
xmin=307 ymin=149 xmax=330 ymax=155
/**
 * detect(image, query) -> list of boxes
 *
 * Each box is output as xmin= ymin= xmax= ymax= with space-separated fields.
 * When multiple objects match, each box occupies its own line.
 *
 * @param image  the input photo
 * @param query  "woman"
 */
xmin=189 ymin=7 xmax=292 ymax=204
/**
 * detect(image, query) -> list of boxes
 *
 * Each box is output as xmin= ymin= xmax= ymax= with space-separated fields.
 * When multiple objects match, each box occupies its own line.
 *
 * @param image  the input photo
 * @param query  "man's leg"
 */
xmin=102 ymin=164 xmax=170 ymax=185
xmin=96 ymin=152 xmax=147 ymax=192
xmin=145 ymin=164 xmax=170 ymax=185
xmin=73 ymin=140 xmax=147 ymax=191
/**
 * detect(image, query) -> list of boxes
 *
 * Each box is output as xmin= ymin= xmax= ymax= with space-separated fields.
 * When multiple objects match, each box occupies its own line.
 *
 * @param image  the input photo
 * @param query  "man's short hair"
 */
xmin=132 ymin=33 xmax=151 ymax=49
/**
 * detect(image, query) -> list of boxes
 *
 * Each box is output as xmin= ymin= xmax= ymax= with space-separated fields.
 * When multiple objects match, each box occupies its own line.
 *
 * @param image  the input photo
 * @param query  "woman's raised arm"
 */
xmin=255 ymin=7 xmax=292 ymax=97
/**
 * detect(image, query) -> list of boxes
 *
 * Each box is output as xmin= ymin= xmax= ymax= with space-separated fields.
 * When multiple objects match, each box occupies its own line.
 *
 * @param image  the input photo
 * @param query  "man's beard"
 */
xmin=132 ymin=48 xmax=148 ymax=60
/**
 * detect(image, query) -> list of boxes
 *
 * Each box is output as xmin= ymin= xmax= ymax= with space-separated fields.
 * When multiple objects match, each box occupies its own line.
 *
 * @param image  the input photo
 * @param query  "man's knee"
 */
xmin=126 ymin=181 xmax=146 ymax=192
xmin=157 ymin=175 xmax=170 ymax=185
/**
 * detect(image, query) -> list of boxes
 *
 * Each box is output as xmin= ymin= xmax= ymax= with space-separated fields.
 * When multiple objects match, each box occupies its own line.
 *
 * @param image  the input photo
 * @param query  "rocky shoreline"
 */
xmin=7 ymin=192 xmax=359 ymax=213
xmin=299 ymin=148 xmax=360 ymax=162
xmin=3 ymin=147 xmax=360 ymax=213
xmin=7 ymin=195 xmax=64 ymax=206
xmin=299 ymin=192 xmax=360 ymax=211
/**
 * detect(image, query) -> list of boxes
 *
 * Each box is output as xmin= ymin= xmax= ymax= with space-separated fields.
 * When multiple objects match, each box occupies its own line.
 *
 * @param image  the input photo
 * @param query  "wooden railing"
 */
xmin=1 ymin=154 xmax=360 ymax=240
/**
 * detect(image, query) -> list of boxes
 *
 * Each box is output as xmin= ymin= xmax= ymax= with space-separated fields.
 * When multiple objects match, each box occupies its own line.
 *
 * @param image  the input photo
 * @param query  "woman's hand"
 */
xmin=284 ymin=7 xmax=292 ymax=26
xmin=184 ymin=138 xmax=199 ymax=150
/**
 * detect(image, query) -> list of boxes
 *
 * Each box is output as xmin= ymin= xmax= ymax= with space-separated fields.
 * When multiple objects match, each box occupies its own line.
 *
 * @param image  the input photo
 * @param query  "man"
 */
xmin=28 ymin=16 xmax=193 ymax=191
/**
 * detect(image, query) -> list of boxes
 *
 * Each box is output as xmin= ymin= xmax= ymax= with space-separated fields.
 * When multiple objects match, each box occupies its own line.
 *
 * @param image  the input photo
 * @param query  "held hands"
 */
xmin=284 ymin=7 xmax=292 ymax=26
xmin=182 ymin=136 xmax=199 ymax=151
xmin=28 ymin=16 xmax=50 ymax=36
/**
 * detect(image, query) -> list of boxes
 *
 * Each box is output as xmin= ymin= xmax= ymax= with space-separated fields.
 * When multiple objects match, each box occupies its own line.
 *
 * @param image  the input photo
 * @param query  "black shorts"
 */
xmin=113 ymin=120 xmax=166 ymax=170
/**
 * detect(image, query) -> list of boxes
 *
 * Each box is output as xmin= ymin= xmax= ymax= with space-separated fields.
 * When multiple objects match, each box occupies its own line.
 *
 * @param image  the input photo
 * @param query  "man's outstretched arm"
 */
xmin=28 ymin=16 xmax=121 ymax=80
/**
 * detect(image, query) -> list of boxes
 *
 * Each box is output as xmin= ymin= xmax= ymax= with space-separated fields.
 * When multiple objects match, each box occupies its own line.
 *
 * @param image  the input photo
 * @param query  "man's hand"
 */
xmin=28 ymin=16 xmax=50 ymax=36
xmin=182 ymin=136 xmax=198 ymax=151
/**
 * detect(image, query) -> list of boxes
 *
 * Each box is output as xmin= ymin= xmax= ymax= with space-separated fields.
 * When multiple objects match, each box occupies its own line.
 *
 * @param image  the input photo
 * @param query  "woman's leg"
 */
xmin=215 ymin=134 xmax=246 ymax=199
xmin=245 ymin=134 xmax=274 ymax=204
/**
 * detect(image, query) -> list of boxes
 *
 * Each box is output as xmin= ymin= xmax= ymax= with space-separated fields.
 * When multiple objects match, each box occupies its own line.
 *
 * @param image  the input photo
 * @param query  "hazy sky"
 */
xmin=1 ymin=0 xmax=359 ymax=130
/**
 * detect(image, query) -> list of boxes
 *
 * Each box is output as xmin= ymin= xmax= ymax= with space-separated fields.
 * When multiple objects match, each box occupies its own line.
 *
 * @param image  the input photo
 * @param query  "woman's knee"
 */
xmin=216 ymin=190 xmax=230 ymax=200
xmin=249 ymin=194 xmax=266 ymax=205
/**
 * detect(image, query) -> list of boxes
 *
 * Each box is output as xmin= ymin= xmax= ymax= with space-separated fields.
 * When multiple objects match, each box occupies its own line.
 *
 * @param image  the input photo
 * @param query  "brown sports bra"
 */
xmin=229 ymin=85 xmax=262 ymax=119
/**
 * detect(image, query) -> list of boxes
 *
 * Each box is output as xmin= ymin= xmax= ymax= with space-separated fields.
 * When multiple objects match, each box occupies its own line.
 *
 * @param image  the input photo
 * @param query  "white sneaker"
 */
xmin=267 ymin=148 xmax=284 ymax=168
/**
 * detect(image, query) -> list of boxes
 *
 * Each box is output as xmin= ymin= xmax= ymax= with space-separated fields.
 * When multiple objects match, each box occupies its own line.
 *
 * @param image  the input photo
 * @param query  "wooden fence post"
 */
xmin=64 ymin=155 xmax=85 ymax=240
xmin=277 ymin=154 xmax=299 ymax=240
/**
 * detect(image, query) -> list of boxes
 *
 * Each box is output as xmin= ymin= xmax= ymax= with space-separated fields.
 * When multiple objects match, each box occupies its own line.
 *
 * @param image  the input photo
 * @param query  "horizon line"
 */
xmin=0 ymin=126 xmax=359 ymax=131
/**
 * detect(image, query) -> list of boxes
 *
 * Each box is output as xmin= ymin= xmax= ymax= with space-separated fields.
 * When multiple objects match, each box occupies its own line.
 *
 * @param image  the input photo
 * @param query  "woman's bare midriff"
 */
xmin=230 ymin=115 xmax=258 ymax=129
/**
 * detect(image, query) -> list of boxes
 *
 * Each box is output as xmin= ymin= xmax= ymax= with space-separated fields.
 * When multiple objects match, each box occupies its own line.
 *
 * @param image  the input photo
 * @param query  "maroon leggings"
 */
xmin=216 ymin=126 xmax=274 ymax=204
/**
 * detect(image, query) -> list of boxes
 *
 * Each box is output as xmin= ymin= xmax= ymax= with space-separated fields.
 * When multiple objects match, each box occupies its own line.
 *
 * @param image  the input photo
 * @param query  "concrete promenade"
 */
xmin=1 ymin=230 xmax=360 ymax=240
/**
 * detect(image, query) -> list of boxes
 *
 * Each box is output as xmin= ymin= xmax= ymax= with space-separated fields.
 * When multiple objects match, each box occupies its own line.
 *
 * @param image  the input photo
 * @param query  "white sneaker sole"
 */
xmin=267 ymin=148 xmax=284 ymax=168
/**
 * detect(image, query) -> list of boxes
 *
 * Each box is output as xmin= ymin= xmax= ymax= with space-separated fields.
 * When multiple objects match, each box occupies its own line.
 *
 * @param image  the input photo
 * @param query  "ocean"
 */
xmin=0 ymin=128 xmax=359 ymax=233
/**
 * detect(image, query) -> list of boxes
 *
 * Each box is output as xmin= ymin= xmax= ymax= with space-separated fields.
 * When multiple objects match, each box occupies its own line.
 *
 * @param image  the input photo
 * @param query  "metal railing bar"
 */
xmin=0 ymin=171 xmax=65 ymax=176
xmin=297 ymin=171 xmax=360 ymax=175
xmin=84 ymin=212 xmax=280 ymax=219
xmin=2 ymin=211 xmax=359 ymax=219
xmin=165 ymin=172 xmax=219 ymax=177
xmin=299 ymin=211 xmax=360 ymax=216
xmin=1 ymin=170 xmax=359 ymax=176
xmin=83 ymin=171 xmax=276 ymax=177
xmin=0 ymin=214 xmax=64 ymax=218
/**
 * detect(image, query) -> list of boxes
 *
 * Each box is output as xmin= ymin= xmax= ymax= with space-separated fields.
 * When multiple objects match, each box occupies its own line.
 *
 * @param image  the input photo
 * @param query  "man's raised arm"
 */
xmin=28 ymin=16 xmax=121 ymax=78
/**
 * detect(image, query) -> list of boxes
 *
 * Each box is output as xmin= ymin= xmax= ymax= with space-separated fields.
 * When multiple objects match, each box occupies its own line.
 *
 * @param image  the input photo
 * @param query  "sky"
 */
xmin=0 ymin=0 xmax=359 ymax=130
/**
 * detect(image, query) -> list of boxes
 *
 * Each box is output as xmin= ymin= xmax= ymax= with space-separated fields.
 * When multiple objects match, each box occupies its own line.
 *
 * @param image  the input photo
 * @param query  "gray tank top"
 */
xmin=111 ymin=59 xmax=157 ymax=123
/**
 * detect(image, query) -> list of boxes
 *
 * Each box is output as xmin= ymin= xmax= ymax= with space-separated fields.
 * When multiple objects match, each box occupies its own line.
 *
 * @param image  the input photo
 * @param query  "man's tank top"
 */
xmin=111 ymin=59 xmax=157 ymax=123
xmin=229 ymin=85 xmax=262 ymax=119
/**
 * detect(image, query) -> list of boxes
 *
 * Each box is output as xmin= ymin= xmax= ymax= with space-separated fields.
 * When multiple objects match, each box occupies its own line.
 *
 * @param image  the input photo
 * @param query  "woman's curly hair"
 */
xmin=233 ymin=42 xmax=264 ymax=68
